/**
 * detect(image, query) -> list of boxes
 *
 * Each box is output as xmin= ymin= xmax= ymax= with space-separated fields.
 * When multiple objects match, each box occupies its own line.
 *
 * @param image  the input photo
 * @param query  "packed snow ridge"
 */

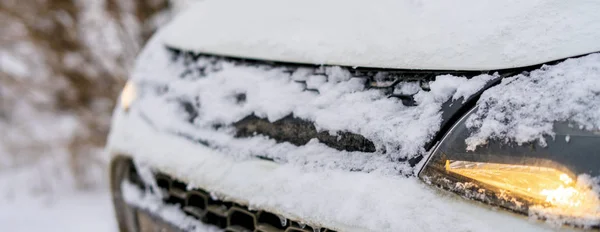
xmin=466 ymin=53 xmax=600 ymax=150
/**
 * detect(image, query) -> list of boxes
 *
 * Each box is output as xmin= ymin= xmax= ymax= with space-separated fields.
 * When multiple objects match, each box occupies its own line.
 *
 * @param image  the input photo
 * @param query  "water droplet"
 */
xmin=278 ymin=215 xmax=287 ymax=227
xmin=299 ymin=222 xmax=306 ymax=228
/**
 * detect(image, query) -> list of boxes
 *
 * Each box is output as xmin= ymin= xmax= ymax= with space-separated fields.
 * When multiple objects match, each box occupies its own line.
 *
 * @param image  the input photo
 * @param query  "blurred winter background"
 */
xmin=0 ymin=0 xmax=192 ymax=230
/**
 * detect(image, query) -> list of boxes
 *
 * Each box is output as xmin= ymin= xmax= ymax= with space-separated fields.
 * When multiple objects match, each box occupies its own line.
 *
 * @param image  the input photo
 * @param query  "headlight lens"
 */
xmin=420 ymin=108 xmax=600 ymax=227
xmin=120 ymin=80 xmax=137 ymax=111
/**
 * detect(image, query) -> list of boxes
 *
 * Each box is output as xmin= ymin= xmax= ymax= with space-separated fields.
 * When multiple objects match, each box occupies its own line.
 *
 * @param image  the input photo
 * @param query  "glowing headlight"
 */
xmin=120 ymin=80 xmax=137 ymax=111
xmin=419 ymin=108 xmax=600 ymax=227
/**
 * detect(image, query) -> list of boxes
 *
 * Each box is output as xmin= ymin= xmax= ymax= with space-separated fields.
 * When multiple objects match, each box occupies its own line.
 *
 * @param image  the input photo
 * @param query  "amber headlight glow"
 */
xmin=120 ymin=80 xmax=137 ymax=111
xmin=419 ymin=108 xmax=600 ymax=228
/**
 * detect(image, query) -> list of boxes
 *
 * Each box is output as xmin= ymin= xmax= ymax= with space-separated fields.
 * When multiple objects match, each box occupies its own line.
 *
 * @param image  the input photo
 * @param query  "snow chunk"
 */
xmin=393 ymin=82 xmax=421 ymax=95
xmin=428 ymin=74 xmax=496 ymax=103
xmin=466 ymin=53 xmax=600 ymax=150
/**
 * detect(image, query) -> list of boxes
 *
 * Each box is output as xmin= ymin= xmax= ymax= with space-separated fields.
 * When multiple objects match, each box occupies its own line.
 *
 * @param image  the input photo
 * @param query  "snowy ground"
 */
xmin=0 ymin=190 xmax=116 ymax=232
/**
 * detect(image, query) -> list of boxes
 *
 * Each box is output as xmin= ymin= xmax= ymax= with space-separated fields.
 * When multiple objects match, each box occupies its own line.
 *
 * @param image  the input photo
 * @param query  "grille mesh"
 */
xmin=146 ymin=173 xmax=336 ymax=232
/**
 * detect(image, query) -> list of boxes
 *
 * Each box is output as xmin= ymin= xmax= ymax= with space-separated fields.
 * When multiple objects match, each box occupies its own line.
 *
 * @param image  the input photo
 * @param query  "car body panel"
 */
xmin=107 ymin=106 xmax=564 ymax=231
xmin=163 ymin=0 xmax=600 ymax=70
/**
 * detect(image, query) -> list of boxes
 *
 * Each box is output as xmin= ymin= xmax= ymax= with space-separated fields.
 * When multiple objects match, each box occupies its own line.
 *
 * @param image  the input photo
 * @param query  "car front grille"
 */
xmin=233 ymin=114 xmax=376 ymax=153
xmin=164 ymin=48 xmax=483 ymax=156
xmin=143 ymin=172 xmax=336 ymax=232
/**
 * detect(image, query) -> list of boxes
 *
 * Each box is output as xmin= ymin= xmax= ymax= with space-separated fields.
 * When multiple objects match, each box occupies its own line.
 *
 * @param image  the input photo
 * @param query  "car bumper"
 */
xmin=107 ymin=107 xmax=578 ymax=232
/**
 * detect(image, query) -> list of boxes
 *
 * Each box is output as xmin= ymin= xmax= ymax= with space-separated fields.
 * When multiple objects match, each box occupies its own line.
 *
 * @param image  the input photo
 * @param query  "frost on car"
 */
xmin=106 ymin=0 xmax=600 ymax=231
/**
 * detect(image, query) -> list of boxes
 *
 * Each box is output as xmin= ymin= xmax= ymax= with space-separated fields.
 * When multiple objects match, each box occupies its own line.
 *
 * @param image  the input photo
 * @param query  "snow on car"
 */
xmin=106 ymin=0 xmax=600 ymax=231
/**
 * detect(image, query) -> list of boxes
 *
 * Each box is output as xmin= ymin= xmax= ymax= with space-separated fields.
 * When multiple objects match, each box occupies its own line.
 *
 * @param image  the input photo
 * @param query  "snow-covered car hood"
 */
xmin=163 ymin=0 xmax=600 ymax=70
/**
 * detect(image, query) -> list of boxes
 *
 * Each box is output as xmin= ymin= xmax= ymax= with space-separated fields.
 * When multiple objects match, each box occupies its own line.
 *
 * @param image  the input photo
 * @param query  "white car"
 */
xmin=107 ymin=0 xmax=600 ymax=231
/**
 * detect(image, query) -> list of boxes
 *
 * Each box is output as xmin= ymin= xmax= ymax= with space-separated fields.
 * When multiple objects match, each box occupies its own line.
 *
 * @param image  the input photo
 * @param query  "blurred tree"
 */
xmin=0 ymin=0 xmax=171 ymax=196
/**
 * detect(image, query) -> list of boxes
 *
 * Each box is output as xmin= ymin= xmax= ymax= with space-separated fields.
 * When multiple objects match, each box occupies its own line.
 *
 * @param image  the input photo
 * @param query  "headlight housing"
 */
xmin=419 ymin=107 xmax=600 ymax=228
